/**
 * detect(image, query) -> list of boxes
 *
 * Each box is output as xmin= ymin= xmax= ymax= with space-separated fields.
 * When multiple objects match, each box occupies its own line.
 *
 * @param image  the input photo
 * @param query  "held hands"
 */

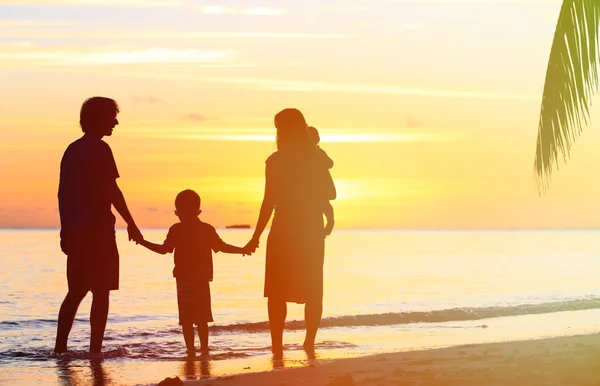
xmin=127 ymin=223 xmax=143 ymax=244
xmin=244 ymin=237 xmax=260 ymax=255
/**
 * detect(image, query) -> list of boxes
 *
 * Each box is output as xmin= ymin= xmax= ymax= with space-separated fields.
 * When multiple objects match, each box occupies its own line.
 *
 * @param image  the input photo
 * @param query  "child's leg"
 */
xmin=181 ymin=324 xmax=195 ymax=355
xmin=197 ymin=322 xmax=209 ymax=353
xmin=323 ymin=202 xmax=335 ymax=236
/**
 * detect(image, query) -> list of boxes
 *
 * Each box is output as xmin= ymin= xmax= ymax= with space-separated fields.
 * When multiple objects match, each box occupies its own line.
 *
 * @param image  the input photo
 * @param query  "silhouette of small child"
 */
xmin=307 ymin=126 xmax=335 ymax=236
xmin=137 ymin=189 xmax=250 ymax=356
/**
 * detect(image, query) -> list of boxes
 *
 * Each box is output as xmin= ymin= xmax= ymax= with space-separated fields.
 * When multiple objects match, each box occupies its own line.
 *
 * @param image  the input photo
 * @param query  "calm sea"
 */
xmin=2 ymin=229 xmax=600 ymax=385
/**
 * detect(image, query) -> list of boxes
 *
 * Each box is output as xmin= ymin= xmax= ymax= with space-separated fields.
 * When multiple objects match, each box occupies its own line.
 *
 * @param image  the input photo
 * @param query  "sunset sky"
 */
xmin=2 ymin=0 xmax=600 ymax=229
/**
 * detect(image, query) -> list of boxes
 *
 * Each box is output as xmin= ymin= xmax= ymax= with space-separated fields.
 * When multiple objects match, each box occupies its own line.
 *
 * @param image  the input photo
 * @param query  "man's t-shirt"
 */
xmin=58 ymin=135 xmax=119 ymax=232
xmin=164 ymin=219 xmax=226 ymax=281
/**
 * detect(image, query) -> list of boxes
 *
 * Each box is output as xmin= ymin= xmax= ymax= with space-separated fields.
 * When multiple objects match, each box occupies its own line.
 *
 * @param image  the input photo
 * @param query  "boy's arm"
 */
xmin=138 ymin=239 xmax=174 ymax=255
xmin=219 ymin=243 xmax=249 ymax=255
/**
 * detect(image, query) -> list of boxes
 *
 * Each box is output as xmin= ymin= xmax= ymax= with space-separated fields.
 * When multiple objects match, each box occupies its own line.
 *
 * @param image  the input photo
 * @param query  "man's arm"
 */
xmin=111 ymin=181 xmax=143 ymax=242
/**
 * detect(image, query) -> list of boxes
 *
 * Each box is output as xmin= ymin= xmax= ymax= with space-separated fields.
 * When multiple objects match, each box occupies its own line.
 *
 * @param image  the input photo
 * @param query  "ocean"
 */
xmin=2 ymin=229 xmax=600 ymax=385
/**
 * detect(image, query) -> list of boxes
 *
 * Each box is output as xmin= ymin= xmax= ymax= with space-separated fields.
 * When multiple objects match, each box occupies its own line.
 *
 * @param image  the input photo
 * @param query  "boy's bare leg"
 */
xmin=303 ymin=298 xmax=322 ymax=351
xmin=324 ymin=202 xmax=335 ymax=236
xmin=90 ymin=290 xmax=110 ymax=353
xmin=198 ymin=322 xmax=209 ymax=354
xmin=267 ymin=298 xmax=287 ymax=353
xmin=54 ymin=290 xmax=88 ymax=353
xmin=182 ymin=324 xmax=196 ymax=356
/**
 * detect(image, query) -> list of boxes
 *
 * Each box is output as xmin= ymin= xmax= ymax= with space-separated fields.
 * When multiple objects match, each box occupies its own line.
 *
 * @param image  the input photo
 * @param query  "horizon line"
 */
xmin=3 ymin=227 xmax=600 ymax=231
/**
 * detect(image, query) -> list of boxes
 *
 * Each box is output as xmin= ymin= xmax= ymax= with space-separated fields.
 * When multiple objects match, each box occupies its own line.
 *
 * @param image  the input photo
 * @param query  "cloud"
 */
xmin=128 ymin=127 xmax=464 ymax=143
xmin=1 ymin=0 xmax=182 ymax=6
xmin=243 ymin=7 xmax=285 ymax=16
xmin=181 ymin=113 xmax=208 ymax=122
xmin=0 ymin=47 xmax=233 ymax=65
xmin=144 ymin=207 xmax=159 ymax=212
xmin=405 ymin=117 xmax=427 ymax=128
xmin=201 ymin=5 xmax=234 ymax=14
xmin=201 ymin=77 xmax=537 ymax=101
xmin=133 ymin=95 xmax=164 ymax=104
xmin=0 ymin=25 xmax=352 ymax=40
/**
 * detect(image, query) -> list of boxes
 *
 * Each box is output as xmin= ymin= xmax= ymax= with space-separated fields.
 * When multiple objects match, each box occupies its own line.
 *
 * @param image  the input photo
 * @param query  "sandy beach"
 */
xmin=180 ymin=333 xmax=600 ymax=386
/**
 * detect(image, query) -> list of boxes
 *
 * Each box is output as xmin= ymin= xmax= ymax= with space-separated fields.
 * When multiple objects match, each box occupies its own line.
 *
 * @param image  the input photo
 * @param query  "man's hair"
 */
xmin=175 ymin=189 xmax=201 ymax=214
xmin=80 ymin=97 xmax=120 ymax=132
xmin=307 ymin=126 xmax=320 ymax=146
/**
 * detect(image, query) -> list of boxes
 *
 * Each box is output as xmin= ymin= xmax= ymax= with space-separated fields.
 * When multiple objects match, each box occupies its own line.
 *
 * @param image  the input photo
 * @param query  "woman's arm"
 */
xmin=246 ymin=163 xmax=276 ymax=251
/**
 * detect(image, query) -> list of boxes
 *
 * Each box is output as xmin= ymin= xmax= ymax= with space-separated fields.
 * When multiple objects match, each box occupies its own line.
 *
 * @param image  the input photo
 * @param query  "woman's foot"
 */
xmin=200 ymin=346 xmax=209 ymax=356
xmin=186 ymin=349 xmax=196 ymax=358
xmin=302 ymin=340 xmax=315 ymax=351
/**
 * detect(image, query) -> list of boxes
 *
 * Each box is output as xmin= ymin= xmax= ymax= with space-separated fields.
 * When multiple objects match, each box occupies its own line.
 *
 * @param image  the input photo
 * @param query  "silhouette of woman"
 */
xmin=245 ymin=108 xmax=336 ymax=353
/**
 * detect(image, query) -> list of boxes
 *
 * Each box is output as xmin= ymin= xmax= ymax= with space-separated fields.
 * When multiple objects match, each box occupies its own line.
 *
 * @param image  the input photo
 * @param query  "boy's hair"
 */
xmin=307 ymin=126 xmax=320 ymax=146
xmin=80 ymin=97 xmax=120 ymax=132
xmin=175 ymin=189 xmax=201 ymax=214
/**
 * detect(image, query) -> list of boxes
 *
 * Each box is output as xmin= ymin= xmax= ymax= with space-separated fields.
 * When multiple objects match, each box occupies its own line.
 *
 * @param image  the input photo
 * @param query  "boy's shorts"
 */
xmin=176 ymin=278 xmax=213 ymax=325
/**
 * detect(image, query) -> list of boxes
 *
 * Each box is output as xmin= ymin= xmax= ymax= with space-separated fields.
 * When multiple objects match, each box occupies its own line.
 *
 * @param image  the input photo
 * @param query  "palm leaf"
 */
xmin=534 ymin=0 xmax=600 ymax=194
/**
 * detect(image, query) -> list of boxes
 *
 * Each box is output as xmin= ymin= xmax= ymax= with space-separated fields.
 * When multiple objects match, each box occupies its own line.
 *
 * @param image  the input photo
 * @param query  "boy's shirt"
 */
xmin=315 ymin=146 xmax=334 ymax=169
xmin=164 ymin=218 xmax=225 ymax=281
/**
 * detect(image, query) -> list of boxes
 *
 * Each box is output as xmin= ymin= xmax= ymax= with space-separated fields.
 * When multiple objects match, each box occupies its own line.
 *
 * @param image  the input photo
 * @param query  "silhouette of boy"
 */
xmin=137 ymin=189 xmax=251 ymax=356
xmin=55 ymin=96 xmax=142 ymax=354
xmin=307 ymin=126 xmax=335 ymax=236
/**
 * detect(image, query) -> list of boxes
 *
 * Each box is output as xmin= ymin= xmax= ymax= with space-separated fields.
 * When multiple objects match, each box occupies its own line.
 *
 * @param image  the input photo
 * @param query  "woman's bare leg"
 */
xmin=267 ymin=298 xmax=287 ymax=352
xmin=303 ymin=298 xmax=322 ymax=350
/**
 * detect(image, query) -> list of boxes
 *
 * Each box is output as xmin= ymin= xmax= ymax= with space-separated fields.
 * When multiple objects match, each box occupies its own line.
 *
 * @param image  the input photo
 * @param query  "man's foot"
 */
xmin=54 ymin=346 xmax=67 ymax=355
xmin=200 ymin=347 xmax=209 ymax=356
xmin=186 ymin=349 xmax=196 ymax=358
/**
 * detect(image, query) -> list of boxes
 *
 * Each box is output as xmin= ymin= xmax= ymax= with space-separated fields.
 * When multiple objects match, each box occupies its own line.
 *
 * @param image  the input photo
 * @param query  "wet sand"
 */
xmin=180 ymin=333 xmax=600 ymax=386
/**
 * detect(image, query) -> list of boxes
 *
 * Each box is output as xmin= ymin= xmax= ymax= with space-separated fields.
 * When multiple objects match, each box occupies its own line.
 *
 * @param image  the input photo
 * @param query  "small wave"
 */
xmin=207 ymin=298 xmax=600 ymax=333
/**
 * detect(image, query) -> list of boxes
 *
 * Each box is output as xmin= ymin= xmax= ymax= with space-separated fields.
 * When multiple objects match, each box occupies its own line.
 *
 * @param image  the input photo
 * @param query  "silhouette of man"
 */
xmin=54 ymin=96 xmax=143 ymax=354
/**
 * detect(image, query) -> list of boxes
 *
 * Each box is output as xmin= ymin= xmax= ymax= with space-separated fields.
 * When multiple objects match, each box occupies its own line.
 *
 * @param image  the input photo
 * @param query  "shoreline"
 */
xmin=179 ymin=333 xmax=600 ymax=386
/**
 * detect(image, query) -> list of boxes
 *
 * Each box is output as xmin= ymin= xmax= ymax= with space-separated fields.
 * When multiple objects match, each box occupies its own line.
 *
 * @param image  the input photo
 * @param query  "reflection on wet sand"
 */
xmin=183 ymin=357 xmax=211 ymax=380
xmin=56 ymin=358 xmax=112 ymax=386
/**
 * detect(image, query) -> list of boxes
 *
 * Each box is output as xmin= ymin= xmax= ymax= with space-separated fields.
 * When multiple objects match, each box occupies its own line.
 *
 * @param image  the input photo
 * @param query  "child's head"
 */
xmin=174 ymin=189 xmax=201 ymax=219
xmin=307 ymin=126 xmax=320 ymax=147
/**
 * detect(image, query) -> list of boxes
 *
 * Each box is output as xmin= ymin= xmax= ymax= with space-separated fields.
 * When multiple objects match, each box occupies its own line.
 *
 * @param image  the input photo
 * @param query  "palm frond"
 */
xmin=534 ymin=0 xmax=600 ymax=195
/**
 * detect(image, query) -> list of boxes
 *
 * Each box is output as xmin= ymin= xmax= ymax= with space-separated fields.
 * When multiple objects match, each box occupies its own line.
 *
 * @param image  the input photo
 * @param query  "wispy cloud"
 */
xmin=133 ymin=95 xmax=165 ymax=104
xmin=0 ymin=26 xmax=352 ymax=40
xmin=55 ymin=66 xmax=535 ymax=102
xmin=181 ymin=113 xmax=208 ymax=122
xmin=1 ymin=0 xmax=182 ymax=6
xmin=201 ymin=77 xmax=537 ymax=101
xmin=243 ymin=7 xmax=285 ymax=16
xmin=201 ymin=5 xmax=234 ymax=14
xmin=122 ymin=127 xmax=464 ymax=143
xmin=0 ymin=47 xmax=234 ymax=65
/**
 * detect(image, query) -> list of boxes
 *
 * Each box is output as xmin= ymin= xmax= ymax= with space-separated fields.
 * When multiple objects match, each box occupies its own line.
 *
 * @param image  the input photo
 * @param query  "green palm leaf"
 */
xmin=534 ymin=0 xmax=600 ymax=194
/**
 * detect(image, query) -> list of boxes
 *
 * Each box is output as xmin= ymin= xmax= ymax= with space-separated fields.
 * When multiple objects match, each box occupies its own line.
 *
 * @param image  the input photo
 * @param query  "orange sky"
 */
xmin=2 ymin=0 xmax=600 ymax=229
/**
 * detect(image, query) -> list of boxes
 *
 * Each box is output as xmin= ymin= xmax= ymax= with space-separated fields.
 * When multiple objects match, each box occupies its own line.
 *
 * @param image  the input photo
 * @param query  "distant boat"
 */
xmin=225 ymin=224 xmax=251 ymax=229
